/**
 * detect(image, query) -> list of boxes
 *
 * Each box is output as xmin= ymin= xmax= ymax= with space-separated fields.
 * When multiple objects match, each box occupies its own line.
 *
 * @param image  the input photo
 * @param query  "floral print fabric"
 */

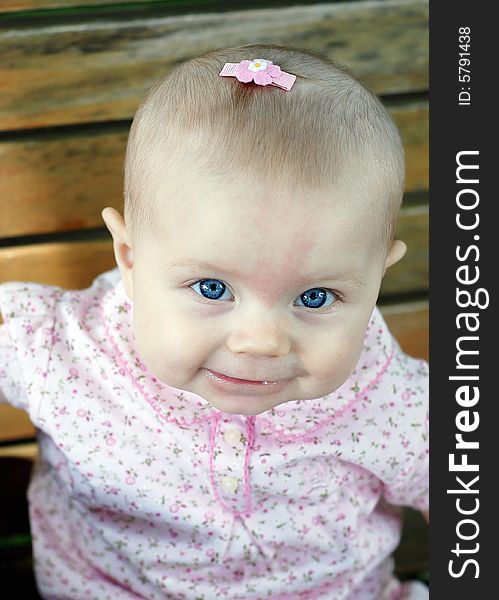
xmin=0 ymin=268 xmax=428 ymax=599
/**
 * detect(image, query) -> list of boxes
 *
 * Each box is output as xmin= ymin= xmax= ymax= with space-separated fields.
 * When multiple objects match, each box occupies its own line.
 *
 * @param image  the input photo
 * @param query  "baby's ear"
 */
xmin=101 ymin=207 xmax=134 ymax=300
xmin=383 ymin=239 xmax=407 ymax=275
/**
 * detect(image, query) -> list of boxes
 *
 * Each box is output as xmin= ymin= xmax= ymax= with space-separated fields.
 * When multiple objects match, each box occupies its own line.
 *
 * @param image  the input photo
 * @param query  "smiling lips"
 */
xmin=209 ymin=370 xmax=280 ymax=384
xmin=204 ymin=368 xmax=291 ymax=394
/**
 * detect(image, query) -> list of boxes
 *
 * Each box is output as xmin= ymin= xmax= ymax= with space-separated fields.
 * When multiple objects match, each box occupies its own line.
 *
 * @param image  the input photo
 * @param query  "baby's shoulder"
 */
xmin=0 ymin=268 xmax=119 ymax=317
xmin=0 ymin=267 xmax=121 ymax=366
xmin=0 ymin=268 xmax=122 ymax=412
xmin=388 ymin=342 xmax=428 ymax=414
xmin=0 ymin=278 xmax=62 ymax=322
xmin=332 ymin=329 xmax=428 ymax=449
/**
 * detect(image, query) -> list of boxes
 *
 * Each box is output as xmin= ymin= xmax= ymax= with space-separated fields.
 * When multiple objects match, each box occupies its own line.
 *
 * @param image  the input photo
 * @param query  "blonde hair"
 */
xmin=124 ymin=43 xmax=405 ymax=249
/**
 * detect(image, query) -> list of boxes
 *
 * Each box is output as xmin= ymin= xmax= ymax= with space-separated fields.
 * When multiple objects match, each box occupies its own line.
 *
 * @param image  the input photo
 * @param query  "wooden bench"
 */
xmin=0 ymin=0 xmax=429 ymax=590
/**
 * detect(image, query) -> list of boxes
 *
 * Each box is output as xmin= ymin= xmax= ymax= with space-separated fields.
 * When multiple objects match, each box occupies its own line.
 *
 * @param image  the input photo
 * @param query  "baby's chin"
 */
xmin=196 ymin=383 xmax=342 ymax=416
xmin=204 ymin=395 xmax=294 ymax=416
xmin=186 ymin=378 xmax=300 ymax=416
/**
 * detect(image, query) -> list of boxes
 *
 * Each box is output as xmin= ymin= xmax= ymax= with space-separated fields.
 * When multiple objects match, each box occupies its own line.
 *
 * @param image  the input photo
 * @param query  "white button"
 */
xmin=220 ymin=476 xmax=239 ymax=494
xmin=223 ymin=427 xmax=243 ymax=446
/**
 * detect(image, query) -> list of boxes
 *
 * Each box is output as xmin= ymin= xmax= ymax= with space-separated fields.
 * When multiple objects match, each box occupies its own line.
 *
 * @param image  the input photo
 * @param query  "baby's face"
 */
xmin=123 ymin=174 xmax=393 ymax=416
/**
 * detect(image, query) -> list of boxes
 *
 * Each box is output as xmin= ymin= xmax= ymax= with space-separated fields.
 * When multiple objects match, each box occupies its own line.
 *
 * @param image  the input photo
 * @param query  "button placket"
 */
xmin=211 ymin=416 xmax=252 ymax=514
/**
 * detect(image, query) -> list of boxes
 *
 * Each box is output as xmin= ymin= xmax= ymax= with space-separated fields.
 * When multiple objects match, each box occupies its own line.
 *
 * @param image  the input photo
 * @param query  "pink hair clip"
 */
xmin=219 ymin=59 xmax=296 ymax=91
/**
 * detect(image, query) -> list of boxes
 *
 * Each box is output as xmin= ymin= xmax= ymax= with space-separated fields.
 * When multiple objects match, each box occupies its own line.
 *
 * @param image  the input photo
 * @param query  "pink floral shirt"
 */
xmin=0 ymin=268 xmax=428 ymax=600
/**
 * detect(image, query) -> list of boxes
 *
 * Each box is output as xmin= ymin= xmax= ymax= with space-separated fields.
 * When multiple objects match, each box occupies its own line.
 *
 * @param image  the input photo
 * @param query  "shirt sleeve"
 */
xmin=381 ymin=354 xmax=429 ymax=512
xmin=0 ymin=320 xmax=28 ymax=408
xmin=0 ymin=280 xmax=60 ymax=419
xmin=382 ymin=407 xmax=429 ymax=511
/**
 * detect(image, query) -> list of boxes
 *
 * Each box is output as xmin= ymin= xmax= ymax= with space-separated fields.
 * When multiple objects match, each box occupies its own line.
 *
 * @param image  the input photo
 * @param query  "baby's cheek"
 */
xmin=310 ymin=333 xmax=364 ymax=384
xmin=138 ymin=312 xmax=211 ymax=381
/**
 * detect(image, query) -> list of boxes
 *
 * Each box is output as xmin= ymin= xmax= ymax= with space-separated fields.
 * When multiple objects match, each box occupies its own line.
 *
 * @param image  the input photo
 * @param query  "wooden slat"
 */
xmin=392 ymin=104 xmax=428 ymax=193
xmin=0 ymin=302 xmax=428 ymax=445
xmin=0 ymin=102 xmax=428 ymax=239
xmin=0 ymin=0 xmax=428 ymax=130
xmin=0 ymin=204 xmax=428 ymax=294
xmin=381 ymin=301 xmax=428 ymax=360
xmin=0 ymin=405 xmax=35 ymax=443
xmin=0 ymin=440 xmax=37 ymax=459
xmin=0 ymin=128 xmax=128 ymax=238
xmin=381 ymin=205 xmax=428 ymax=296
xmin=0 ymin=240 xmax=116 ymax=290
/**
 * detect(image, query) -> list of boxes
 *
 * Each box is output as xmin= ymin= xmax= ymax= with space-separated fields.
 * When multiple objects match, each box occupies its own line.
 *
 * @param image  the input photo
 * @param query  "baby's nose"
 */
xmin=226 ymin=315 xmax=291 ymax=358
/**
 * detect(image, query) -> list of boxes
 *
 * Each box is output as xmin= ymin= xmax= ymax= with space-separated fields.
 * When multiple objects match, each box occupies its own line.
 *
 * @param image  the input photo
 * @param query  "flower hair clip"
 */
xmin=219 ymin=59 xmax=296 ymax=91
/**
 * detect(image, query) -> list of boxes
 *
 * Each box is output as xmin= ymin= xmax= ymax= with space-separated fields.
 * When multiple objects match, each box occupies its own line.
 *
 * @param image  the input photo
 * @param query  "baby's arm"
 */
xmin=0 ymin=324 xmax=10 ymax=404
xmin=0 ymin=319 xmax=27 ymax=410
xmin=0 ymin=279 xmax=58 ymax=414
xmin=421 ymin=510 xmax=429 ymax=523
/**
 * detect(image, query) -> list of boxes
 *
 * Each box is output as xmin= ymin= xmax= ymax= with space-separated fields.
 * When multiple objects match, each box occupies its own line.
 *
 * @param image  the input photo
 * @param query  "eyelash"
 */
xmin=187 ymin=279 xmax=342 ymax=312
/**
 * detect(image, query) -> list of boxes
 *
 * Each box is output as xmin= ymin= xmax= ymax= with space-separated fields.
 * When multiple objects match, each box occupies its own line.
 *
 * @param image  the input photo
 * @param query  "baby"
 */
xmin=0 ymin=44 xmax=428 ymax=599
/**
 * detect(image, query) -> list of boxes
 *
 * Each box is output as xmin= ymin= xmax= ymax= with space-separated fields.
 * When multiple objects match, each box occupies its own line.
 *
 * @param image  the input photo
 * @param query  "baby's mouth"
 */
xmin=206 ymin=370 xmax=282 ymax=385
xmin=203 ymin=369 xmax=291 ymax=395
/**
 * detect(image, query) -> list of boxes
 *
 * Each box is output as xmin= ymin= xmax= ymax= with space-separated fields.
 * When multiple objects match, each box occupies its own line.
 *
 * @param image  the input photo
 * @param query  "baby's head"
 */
xmin=103 ymin=44 xmax=407 ymax=416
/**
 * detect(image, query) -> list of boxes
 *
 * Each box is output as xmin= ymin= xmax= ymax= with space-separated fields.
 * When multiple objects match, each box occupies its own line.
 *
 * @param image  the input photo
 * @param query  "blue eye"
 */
xmin=295 ymin=287 xmax=337 ymax=309
xmin=190 ymin=280 xmax=338 ymax=310
xmin=190 ymin=279 xmax=233 ymax=301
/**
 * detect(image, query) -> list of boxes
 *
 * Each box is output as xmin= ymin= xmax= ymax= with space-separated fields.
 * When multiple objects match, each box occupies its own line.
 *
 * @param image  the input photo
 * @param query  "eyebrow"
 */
xmin=168 ymin=260 xmax=364 ymax=287
xmin=169 ymin=260 xmax=236 ymax=274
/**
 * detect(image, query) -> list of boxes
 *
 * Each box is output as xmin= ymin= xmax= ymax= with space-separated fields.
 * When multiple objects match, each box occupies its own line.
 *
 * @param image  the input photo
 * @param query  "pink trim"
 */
xmin=101 ymin=304 xmax=213 ymax=427
xmin=243 ymin=416 xmax=256 ymax=516
xmin=262 ymin=349 xmax=395 ymax=444
xmin=208 ymin=413 xmax=233 ymax=514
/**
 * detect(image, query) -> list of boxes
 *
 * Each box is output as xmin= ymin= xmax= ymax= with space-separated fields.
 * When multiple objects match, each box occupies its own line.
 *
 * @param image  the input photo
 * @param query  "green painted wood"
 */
xmin=3 ymin=0 xmax=223 ymax=10
xmin=0 ymin=0 xmax=415 ymax=15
